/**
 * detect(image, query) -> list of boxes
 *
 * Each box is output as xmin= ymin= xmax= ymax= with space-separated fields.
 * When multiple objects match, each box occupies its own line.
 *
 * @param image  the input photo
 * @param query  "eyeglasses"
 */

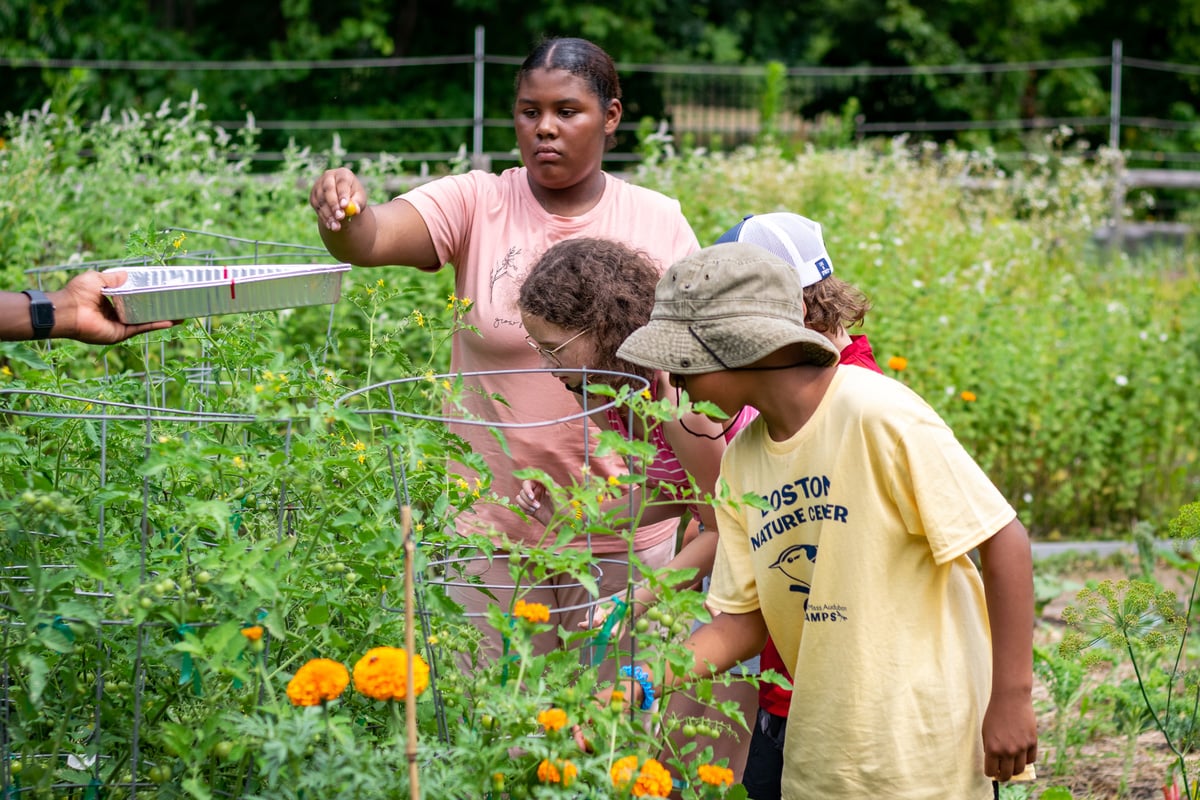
xmin=524 ymin=328 xmax=590 ymax=367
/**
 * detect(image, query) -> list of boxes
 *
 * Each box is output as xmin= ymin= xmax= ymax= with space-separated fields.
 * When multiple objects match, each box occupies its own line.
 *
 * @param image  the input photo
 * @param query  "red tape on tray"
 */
xmin=224 ymin=267 xmax=236 ymax=300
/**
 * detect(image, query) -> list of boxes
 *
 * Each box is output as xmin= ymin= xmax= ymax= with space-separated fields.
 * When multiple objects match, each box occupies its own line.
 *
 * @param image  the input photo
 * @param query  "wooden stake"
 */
xmin=403 ymin=504 xmax=420 ymax=800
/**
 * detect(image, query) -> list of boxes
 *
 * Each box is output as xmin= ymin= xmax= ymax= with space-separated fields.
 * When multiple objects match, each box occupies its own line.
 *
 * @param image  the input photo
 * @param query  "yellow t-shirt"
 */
xmin=708 ymin=367 xmax=1016 ymax=799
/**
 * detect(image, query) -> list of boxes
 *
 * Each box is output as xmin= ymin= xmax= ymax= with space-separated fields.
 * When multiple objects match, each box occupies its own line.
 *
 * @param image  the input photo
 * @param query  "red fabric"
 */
xmin=757 ymin=335 xmax=883 ymax=715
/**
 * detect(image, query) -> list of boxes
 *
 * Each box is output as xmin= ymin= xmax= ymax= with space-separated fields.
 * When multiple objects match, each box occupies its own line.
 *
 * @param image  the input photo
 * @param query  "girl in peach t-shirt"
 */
xmin=310 ymin=37 xmax=698 ymax=656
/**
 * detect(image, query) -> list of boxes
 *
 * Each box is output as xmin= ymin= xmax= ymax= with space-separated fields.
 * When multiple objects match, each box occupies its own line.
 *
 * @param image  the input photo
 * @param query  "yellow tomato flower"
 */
xmin=352 ymin=646 xmax=430 ymax=701
xmin=887 ymin=356 xmax=908 ymax=372
xmin=286 ymin=658 xmax=349 ymax=706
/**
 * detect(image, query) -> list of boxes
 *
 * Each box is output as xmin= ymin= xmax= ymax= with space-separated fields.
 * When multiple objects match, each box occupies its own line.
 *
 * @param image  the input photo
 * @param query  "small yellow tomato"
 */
xmin=344 ymin=200 xmax=360 ymax=217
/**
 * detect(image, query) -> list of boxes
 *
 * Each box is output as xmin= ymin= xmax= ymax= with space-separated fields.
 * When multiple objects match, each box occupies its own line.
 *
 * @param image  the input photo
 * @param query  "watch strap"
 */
xmin=22 ymin=289 xmax=55 ymax=340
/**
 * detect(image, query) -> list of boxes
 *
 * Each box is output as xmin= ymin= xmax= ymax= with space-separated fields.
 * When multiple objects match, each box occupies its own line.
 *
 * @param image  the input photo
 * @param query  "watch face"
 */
xmin=24 ymin=290 xmax=55 ymax=338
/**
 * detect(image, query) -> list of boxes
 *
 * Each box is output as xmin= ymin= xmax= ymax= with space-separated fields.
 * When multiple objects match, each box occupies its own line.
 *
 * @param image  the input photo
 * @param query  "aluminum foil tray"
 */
xmin=101 ymin=263 xmax=351 ymax=323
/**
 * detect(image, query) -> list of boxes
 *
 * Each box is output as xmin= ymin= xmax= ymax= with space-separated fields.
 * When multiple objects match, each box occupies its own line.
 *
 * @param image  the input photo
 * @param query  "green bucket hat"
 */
xmin=617 ymin=242 xmax=841 ymax=376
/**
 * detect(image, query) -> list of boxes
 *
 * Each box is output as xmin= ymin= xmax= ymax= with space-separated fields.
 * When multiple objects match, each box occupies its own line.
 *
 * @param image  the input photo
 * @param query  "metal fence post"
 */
xmin=471 ymin=25 xmax=490 ymax=171
xmin=1109 ymin=39 xmax=1122 ymax=150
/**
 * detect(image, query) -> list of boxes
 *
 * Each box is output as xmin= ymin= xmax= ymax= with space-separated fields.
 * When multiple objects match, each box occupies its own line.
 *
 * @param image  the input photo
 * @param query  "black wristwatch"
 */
xmin=22 ymin=289 xmax=55 ymax=340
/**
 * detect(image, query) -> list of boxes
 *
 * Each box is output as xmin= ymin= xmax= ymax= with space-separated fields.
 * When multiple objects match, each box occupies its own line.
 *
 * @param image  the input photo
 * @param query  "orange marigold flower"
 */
xmin=240 ymin=625 xmax=264 ymax=642
xmin=537 ymin=707 xmax=569 ymax=732
xmin=352 ymin=646 xmax=430 ymax=701
xmin=610 ymin=689 xmax=626 ymax=706
xmin=611 ymin=756 xmax=672 ymax=798
xmin=887 ymin=356 xmax=908 ymax=372
xmin=697 ymin=764 xmax=734 ymax=787
xmin=513 ymin=599 xmax=551 ymax=624
xmin=960 ymin=390 xmax=977 ymax=403
xmin=286 ymin=658 xmax=349 ymax=706
xmin=537 ymin=758 xmax=577 ymax=786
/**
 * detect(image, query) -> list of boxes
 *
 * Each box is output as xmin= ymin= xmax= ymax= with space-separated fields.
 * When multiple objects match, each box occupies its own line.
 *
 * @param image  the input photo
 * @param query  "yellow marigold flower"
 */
xmin=612 ymin=756 xmax=672 ymax=797
xmin=887 ymin=356 xmax=908 ymax=372
xmin=697 ymin=764 xmax=734 ymax=787
xmin=537 ymin=707 xmax=568 ymax=732
xmin=240 ymin=625 xmax=263 ymax=642
xmin=961 ymin=390 xmax=977 ymax=402
xmin=634 ymin=759 xmax=672 ymax=797
xmin=352 ymin=646 xmax=430 ymax=701
xmin=537 ymin=759 xmax=578 ymax=786
xmin=513 ymin=599 xmax=551 ymax=624
xmin=610 ymin=689 xmax=625 ymax=706
xmin=286 ymin=658 xmax=349 ymax=706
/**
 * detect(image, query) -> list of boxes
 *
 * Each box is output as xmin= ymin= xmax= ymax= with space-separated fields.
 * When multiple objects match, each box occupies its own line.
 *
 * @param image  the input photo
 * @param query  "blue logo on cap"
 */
xmin=815 ymin=257 xmax=832 ymax=280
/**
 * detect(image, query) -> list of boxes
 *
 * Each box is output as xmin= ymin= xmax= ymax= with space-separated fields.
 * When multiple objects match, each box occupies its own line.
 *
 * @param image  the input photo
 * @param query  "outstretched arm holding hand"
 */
xmin=2 ymin=271 xmax=175 ymax=344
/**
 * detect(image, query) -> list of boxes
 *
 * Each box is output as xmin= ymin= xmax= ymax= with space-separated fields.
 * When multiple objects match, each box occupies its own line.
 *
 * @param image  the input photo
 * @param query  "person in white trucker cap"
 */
xmin=615 ymin=242 xmax=1038 ymax=799
xmin=715 ymin=212 xmax=883 ymax=800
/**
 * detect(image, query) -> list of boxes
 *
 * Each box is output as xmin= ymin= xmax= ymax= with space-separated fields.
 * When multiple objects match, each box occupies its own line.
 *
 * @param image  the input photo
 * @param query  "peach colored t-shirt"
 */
xmin=402 ymin=167 xmax=699 ymax=552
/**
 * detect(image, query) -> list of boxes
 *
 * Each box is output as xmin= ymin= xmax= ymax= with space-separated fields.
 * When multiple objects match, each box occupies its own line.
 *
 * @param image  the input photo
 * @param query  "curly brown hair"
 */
xmin=802 ymin=276 xmax=872 ymax=335
xmin=518 ymin=237 xmax=658 ymax=387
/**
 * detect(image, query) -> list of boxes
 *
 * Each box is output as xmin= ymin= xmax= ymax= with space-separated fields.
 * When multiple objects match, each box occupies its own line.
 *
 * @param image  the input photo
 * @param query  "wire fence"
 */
xmin=2 ymin=31 xmax=1199 ymax=169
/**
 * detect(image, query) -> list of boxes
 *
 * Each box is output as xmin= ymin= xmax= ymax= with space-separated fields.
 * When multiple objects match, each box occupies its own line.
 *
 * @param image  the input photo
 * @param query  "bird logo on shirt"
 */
xmin=770 ymin=543 xmax=818 ymax=598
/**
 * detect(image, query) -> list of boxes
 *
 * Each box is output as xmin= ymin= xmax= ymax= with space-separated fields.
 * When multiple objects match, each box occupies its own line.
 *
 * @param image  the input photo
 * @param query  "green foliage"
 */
xmin=0 ymin=271 xmax=751 ymax=797
xmin=1060 ymin=504 xmax=1200 ymax=798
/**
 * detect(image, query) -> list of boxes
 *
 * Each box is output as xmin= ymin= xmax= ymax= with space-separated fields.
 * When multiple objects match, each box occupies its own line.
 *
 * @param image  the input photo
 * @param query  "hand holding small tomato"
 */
xmin=309 ymin=167 xmax=367 ymax=232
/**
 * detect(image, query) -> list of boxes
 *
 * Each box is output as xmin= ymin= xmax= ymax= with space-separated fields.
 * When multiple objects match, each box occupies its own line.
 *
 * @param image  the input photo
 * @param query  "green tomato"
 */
xmin=681 ymin=723 xmax=698 ymax=738
xmin=195 ymin=570 xmax=212 ymax=585
xmin=9 ymin=760 xmax=22 ymax=776
xmin=634 ymin=617 xmax=650 ymax=634
xmin=658 ymin=612 xmax=675 ymax=628
xmin=140 ymin=597 xmax=155 ymax=609
xmin=645 ymin=607 xmax=663 ymax=623
xmin=213 ymin=740 xmax=235 ymax=760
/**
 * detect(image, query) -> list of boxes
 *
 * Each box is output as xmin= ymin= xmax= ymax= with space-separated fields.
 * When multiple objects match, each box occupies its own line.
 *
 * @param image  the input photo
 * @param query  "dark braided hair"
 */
xmin=516 ymin=37 xmax=622 ymax=151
